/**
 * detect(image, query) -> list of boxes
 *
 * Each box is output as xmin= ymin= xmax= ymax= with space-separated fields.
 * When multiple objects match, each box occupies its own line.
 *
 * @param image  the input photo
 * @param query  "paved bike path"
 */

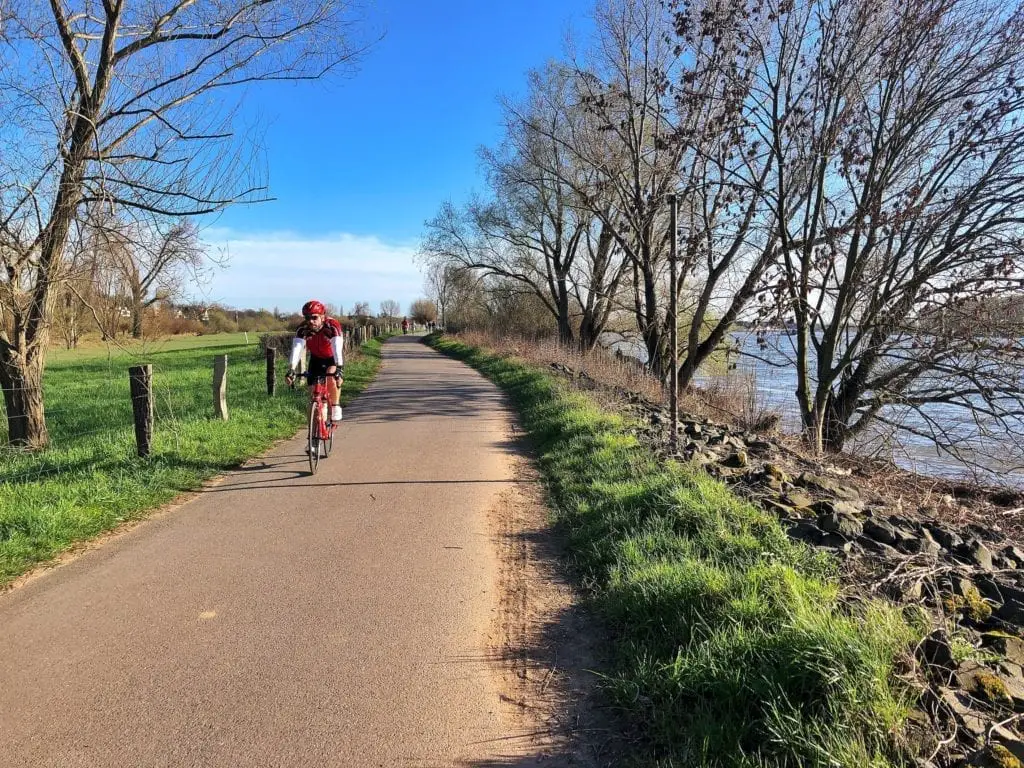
xmin=0 ymin=335 xmax=534 ymax=767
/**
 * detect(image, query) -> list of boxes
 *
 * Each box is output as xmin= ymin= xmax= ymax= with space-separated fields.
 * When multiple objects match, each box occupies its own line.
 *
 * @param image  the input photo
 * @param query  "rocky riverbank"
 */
xmin=549 ymin=361 xmax=1024 ymax=768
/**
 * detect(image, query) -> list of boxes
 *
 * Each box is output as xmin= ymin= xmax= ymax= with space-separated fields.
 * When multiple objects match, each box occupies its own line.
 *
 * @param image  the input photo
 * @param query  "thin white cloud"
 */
xmin=193 ymin=229 xmax=426 ymax=314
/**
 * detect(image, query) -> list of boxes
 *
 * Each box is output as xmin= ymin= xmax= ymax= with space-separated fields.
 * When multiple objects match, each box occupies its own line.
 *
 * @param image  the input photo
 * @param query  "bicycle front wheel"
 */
xmin=307 ymin=400 xmax=321 ymax=475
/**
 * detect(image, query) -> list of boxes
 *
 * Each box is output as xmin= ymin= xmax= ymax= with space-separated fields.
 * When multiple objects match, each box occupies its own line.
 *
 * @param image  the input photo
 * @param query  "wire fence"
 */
xmin=0 ymin=325 xmax=395 ymax=487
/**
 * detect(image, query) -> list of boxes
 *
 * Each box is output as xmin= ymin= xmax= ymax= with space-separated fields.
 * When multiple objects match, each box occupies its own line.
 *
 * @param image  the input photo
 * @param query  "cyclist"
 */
xmin=285 ymin=300 xmax=344 ymax=422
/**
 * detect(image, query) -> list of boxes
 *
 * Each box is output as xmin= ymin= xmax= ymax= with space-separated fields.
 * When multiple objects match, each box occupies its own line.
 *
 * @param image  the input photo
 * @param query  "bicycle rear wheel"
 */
xmin=307 ymin=400 xmax=321 ymax=474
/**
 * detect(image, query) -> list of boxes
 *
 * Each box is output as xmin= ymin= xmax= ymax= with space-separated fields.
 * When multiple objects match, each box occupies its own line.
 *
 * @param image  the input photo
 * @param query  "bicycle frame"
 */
xmin=308 ymin=377 xmax=332 ymax=440
xmin=294 ymin=373 xmax=338 ymax=474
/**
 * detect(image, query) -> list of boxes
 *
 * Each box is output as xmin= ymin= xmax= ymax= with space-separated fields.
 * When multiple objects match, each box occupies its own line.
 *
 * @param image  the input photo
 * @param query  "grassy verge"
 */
xmin=427 ymin=333 xmax=924 ymax=768
xmin=0 ymin=334 xmax=387 ymax=585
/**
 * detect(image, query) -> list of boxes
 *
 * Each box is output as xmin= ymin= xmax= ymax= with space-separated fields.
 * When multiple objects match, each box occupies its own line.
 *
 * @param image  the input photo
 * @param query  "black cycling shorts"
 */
xmin=307 ymin=355 xmax=341 ymax=380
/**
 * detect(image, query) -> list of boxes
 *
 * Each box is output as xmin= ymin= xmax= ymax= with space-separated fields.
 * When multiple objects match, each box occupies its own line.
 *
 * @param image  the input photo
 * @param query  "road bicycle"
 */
xmin=290 ymin=373 xmax=338 ymax=474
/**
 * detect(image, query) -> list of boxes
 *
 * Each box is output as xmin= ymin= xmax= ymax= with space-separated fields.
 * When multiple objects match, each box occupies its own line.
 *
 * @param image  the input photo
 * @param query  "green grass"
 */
xmin=0 ymin=334 xmax=387 ymax=584
xmin=426 ymin=333 xmax=924 ymax=768
xmin=47 ymin=331 xmax=262 ymax=363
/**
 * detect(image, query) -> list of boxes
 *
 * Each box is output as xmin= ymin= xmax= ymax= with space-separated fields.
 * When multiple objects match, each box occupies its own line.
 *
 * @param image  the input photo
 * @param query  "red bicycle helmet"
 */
xmin=302 ymin=299 xmax=326 ymax=317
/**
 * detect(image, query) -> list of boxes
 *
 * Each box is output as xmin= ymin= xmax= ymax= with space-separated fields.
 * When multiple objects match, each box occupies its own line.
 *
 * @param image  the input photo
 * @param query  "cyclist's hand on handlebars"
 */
xmin=285 ymin=369 xmax=296 ymax=388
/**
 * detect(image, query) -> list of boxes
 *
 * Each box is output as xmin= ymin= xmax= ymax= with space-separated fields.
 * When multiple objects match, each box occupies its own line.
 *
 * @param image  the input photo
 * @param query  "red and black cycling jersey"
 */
xmin=296 ymin=317 xmax=343 ymax=359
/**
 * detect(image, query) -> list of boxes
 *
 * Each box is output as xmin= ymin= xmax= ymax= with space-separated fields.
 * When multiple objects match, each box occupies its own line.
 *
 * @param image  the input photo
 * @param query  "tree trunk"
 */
xmin=639 ymin=260 xmax=664 ymax=377
xmin=578 ymin=315 xmax=598 ymax=352
xmin=1 ymin=131 xmax=93 ymax=447
xmin=801 ymin=406 xmax=825 ymax=455
xmin=802 ymin=397 xmax=850 ymax=455
xmin=643 ymin=324 xmax=664 ymax=378
xmin=556 ymin=280 xmax=573 ymax=346
xmin=0 ymin=350 xmax=48 ymax=448
xmin=822 ymin=402 xmax=848 ymax=453
xmin=59 ymin=291 xmax=79 ymax=349
xmin=131 ymin=287 xmax=144 ymax=339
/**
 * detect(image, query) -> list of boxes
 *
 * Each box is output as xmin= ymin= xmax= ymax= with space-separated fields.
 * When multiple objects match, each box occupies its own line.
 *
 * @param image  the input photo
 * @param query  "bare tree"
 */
xmin=92 ymin=213 xmax=208 ymax=338
xmin=658 ymin=0 xmax=785 ymax=392
xmin=572 ymin=218 xmax=631 ymax=350
xmin=424 ymin=265 xmax=488 ymax=333
xmin=0 ymin=1 xmax=371 ymax=447
xmin=56 ymin=209 xmax=135 ymax=341
xmin=422 ymin=0 xmax=681 ymax=358
xmin=53 ymin=217 xmax=104 ymax=349
xmin=421 ymin=65 xmax=594 ymax=346
xmin=416 ymin=2 xmax=658 ymax=355
xmin=757 ymin=0 xmax=1024 ymax=464
xmin=351 ymin=301 xmax=371 ymax=324
xmin=530 ymin=0 xmax=686 ymax=375
xmin=510 ymin=64 xmax=632 ymax=351
xmin=379 ymin=299 xmax=401 ymax=319
xmin=424 ymin=262 xmax=459 ymax=328
xmin=409 ymin=299 xmax=437 ymax=325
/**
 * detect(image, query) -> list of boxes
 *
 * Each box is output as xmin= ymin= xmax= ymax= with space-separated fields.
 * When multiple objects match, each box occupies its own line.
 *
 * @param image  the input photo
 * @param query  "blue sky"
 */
xmin=198 ymin=0 xmax=594 ymax=315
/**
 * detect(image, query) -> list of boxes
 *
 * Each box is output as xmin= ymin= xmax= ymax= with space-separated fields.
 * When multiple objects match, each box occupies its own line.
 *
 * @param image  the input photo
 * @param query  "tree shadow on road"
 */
xmin=343 ymin=335 xmax=516 ymax=425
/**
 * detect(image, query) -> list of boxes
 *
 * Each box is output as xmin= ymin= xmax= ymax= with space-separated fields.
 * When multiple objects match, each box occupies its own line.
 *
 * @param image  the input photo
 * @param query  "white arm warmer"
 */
xmin=289 ymin=337 xmax=305 ymax=370
xmin=331 ymin=334 xmax=344 ymax=367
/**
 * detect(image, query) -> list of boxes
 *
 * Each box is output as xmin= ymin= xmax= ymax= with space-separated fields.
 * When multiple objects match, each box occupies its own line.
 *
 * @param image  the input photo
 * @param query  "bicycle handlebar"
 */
xmin=286 ymin=370 xmax=343 ymax=388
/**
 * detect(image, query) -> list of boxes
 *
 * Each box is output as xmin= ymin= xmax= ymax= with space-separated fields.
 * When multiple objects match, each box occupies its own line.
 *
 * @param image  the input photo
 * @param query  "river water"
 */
xmin=601 ymin=331 xmax=1024 ymax=488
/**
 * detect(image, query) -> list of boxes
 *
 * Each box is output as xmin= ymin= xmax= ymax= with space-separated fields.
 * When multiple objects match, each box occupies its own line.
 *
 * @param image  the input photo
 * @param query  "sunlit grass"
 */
xmin=0 ymin=336 xmax=386 ymax=584
xmin=47 ymin=331 xmax=258 ymax=363
xmin=427 ymin=333 xmax=923 ymax=768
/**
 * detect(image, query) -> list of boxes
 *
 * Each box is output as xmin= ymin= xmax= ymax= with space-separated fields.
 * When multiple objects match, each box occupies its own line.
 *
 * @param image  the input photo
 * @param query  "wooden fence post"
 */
xmin=213 ymin=355 xmax=228 ymax=420
xmin=266 ymin=347 xmax=276 ymax=396
xmin=129 ymin=364 xmax=153 ymax=457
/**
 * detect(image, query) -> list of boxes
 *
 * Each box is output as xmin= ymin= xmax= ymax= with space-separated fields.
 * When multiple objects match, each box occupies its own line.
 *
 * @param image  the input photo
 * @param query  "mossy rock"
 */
xmin=971 ymin=744 xmax=1024 ymax=768
xmin=973 ymin=671 xmax=1014 ymax=705
xmin=723 ymin=450 xmax=749 ymax=468
xmin=764 ymin=463 xmax=791 ymax=484
xmin=784 ymin=490 xmax=815 ymax=510
xmin=945 ymin=582 xmax=994 ymax=622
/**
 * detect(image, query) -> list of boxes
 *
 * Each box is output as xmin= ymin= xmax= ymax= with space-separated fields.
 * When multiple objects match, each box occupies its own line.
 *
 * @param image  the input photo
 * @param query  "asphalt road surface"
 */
xmin=0 ymin=334 xmax=539 ymax=767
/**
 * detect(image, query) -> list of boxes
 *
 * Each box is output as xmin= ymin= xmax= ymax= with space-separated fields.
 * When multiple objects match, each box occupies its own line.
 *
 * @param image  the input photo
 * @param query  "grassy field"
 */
xmin=46 ymin=332 xmax=271 ymax=365
xmin=0 ymin=333 xmax=386 ymax=585
xmin=427 ymin=333 xmax=924 ymax=768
